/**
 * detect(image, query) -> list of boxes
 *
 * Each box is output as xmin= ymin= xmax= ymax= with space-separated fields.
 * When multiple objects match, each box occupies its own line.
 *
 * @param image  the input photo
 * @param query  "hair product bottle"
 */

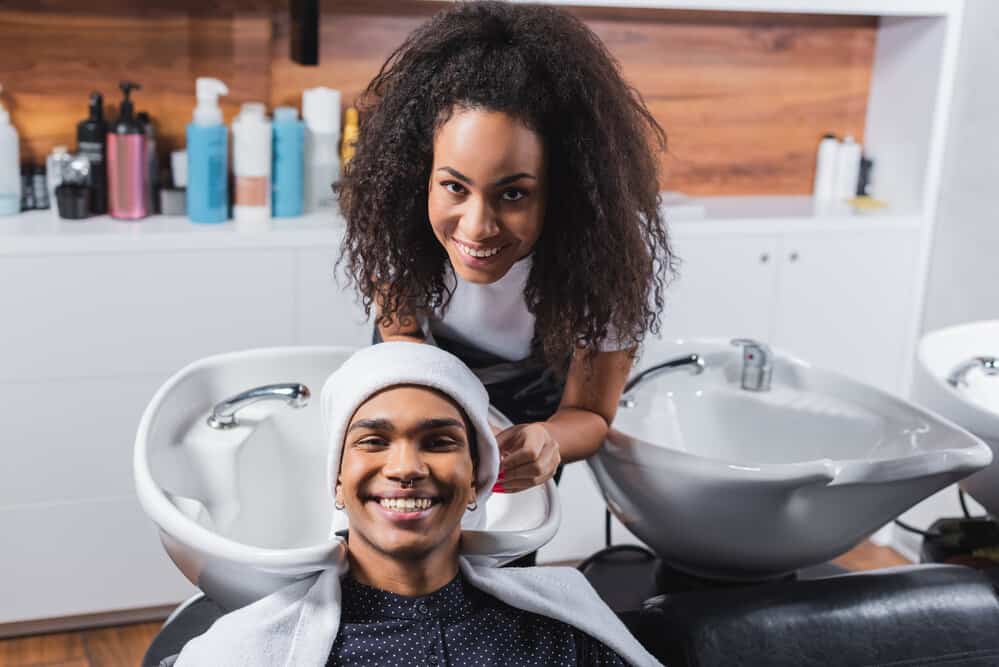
xmin=137 ymin=111 xmax=159 ymax=214
xmin=0 ymin=84 xmax=20 ymax=216
xmin=46 ymin=145 xmax=71 ymax=209
xmin=106 ymin=81 xmax=149 ymax=220
xmin=186 ymin=77 xmax=229 ymax=223
xmin=812 ymin=133 xmax=838 ymax=202
xmin=232 ymin=102 xmax=272 ymax=223
xmin=341 ymin=106 xmax=359 ymax=168
xmin=302 ymin=86 xmax=340 ymax=213
xmin=834 ymin=135 xmax=862 ymax=200
xmin=77 ymin=92 xmax=107 ymax=214
xmin=272 ymin=106 xmax=304 ymax=218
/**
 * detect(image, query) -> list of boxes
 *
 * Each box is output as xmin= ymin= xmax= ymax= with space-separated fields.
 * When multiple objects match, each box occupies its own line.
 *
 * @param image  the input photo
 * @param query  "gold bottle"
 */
xmin=341 ymin=107 xmax=359 ymax=167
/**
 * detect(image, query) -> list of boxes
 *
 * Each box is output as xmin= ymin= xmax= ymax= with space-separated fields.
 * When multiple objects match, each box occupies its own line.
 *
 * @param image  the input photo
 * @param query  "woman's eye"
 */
xmin=501 ymin=188 xmax=527 ymax=202
xmin=443 ymin=181 xmax=466 ymax=195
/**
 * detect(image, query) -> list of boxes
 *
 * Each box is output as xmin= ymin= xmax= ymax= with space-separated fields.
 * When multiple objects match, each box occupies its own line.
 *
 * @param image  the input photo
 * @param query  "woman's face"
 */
xmin=428 ymin=107 xmax=546 ymax=284
xmin=336 ymin=385 xmax=477 ymax=561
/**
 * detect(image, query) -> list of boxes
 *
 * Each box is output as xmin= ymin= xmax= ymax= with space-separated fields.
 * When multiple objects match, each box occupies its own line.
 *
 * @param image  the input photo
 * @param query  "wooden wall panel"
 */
xmin=0 ymin=0 xmax=876 ymax=196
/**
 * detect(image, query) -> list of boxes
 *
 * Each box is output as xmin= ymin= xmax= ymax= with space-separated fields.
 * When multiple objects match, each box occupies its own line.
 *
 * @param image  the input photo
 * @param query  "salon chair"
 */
xmin=581 ymin=546 xmax=999 ymax=667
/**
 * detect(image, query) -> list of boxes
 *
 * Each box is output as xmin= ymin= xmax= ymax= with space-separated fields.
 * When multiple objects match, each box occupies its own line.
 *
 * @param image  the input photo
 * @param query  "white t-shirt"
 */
xmin=427 ymin=255 xmax=626 ymax=362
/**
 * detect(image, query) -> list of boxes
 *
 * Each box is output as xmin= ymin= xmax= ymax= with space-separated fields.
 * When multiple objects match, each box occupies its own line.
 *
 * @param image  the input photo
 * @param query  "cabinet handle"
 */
xmin=759 ymin=253 xmax=770 ymax=264
xmin=789 ymin=251 xmax=799 ymax=263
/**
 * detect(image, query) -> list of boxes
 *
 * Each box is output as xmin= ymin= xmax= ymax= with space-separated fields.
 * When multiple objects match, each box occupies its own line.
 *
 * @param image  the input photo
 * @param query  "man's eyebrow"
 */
xmin=417 ymin=418 xmax=466 ymax=432
xmin=348 ymin=418 xmax=394 ymax=433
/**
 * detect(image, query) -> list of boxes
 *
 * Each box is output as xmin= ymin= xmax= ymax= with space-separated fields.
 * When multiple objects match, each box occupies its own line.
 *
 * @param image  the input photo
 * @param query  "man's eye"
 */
xmin=443 ymin=181 xmax=466 ymax=195
xmin=357 ymin=437 xmax=388 ymax=448
xmin=427 ymin=438 xmax=459 ymax=450
xmin=501 ymin=188 xmax=526 ymax=202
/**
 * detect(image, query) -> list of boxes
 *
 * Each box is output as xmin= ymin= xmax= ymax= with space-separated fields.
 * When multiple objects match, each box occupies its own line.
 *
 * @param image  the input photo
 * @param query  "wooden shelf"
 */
xmin=439 ymin=0 xmax=959 ymax=18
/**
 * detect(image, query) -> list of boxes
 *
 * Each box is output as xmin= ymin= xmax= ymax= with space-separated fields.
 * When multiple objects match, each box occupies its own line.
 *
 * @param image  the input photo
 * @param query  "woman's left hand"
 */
xmin=493 ymin=423 xmax=561 ymax=493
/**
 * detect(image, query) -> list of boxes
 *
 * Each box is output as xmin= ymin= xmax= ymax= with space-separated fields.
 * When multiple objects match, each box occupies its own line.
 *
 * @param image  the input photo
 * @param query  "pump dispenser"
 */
xmin=106 ymin=81 xmax=148 ymax=220
xmin=187 ymin=77 xmax=229 ymax=223
xmin=0 ymin=83 xmax=20 ymax=216
xmin=77 ymin=92 xmax=107 ymax=214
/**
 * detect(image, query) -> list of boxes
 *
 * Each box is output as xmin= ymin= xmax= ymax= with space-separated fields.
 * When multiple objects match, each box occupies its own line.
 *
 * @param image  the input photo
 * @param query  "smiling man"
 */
xmin=173 ymin=343 xmax=660 ymax=667
xmin=330 ymin=380 xmax=630 ymax=665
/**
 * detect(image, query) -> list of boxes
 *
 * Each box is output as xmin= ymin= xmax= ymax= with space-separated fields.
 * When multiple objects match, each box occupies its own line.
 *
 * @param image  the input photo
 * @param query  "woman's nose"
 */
xmin=460 ymin=195 xmax=500 ymax=240
xmin=383 ymin=442 xmax=429 ymax=484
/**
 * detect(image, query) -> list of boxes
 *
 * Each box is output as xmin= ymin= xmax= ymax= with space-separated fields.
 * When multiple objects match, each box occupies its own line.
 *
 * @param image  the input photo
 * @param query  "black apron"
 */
xmin=372 ymin=326 xmax=567 ymax=566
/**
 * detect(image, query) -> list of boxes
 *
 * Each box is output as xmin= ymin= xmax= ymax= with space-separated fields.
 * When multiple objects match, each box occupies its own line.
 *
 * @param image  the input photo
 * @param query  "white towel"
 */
xmin=176 ymin=342 xmax=662 ymax=667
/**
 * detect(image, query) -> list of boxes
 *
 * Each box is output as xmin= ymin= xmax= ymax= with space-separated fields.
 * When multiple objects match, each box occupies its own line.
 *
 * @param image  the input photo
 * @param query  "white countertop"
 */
xmin=0 ymin=196 xmax=921 ymax=256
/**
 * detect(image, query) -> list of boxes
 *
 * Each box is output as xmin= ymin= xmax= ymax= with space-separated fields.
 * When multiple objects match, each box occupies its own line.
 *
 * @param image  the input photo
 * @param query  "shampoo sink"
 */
xmin=588 ymin=338 xmax=992 ymax=581
xmin=135 ymin=347 xmax=560 ymax=610
xmin=915 ymin=321 xmax=999 ymax=517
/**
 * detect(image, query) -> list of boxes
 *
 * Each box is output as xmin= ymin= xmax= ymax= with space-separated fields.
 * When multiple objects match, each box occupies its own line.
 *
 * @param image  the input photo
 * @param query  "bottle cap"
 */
xmin=193 ymin=78 xmax=228 ymax=126
xmin=274 ymin=106 xmax=299 ymax=122
xmin=302 ymin=87 xmax=341 ymax=135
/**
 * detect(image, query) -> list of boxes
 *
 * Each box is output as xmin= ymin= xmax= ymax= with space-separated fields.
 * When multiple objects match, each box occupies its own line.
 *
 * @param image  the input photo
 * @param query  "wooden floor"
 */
xmin=1 ymin=540 xmax=909 ymax=667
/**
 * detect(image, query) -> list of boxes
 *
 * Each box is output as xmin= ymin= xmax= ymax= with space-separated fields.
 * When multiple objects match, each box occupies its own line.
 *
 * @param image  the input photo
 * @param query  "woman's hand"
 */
xmin=493 ymin=422 xmax=561 ymax=492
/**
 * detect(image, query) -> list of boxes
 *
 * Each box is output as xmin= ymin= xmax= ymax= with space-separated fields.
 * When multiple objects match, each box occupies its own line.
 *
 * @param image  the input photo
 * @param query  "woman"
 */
xmin=339 ymin=1 xmax=673 ymax=500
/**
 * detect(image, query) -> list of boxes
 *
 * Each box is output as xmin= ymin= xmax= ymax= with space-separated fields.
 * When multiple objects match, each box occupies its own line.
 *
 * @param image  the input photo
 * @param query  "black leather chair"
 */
xmin=619 ymin=565 xmax=999 ymax=666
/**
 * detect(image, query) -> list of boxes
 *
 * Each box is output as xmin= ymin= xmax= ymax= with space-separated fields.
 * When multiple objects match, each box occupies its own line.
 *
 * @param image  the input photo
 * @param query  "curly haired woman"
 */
xmin=338 ymin=0 xmax=674 ymax=547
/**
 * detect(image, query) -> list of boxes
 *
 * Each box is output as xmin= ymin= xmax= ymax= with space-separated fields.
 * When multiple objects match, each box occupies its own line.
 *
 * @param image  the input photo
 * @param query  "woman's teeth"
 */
xmin=456 ymin=241 xmax=502 ymax=259
xmin=379 ymin=497 xmax=434 ymax=512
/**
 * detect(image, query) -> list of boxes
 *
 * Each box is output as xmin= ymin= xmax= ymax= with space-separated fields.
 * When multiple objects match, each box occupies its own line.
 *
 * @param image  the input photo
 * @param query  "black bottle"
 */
xmin=77 ymin=91 xmax=108 ymax=214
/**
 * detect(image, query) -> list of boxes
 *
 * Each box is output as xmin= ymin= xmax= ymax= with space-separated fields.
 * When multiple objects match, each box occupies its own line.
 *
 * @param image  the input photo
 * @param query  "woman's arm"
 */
xmin=495 ymin=347 xmax=634 ymax=491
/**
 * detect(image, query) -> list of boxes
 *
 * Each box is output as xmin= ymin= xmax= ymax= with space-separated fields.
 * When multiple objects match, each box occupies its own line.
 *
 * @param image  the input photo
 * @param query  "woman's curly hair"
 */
xmin=339 ymin=0 xmax=674 ymax=370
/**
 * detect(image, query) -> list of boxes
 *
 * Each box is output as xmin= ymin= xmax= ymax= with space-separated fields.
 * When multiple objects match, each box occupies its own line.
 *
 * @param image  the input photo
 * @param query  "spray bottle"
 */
xmin=0 ymin=83 xmax=20 ymax=216
xmin=186 ymin=78 xmax=229 ymax=223
xmin=106 ymin=81 xmax=148 ymax=220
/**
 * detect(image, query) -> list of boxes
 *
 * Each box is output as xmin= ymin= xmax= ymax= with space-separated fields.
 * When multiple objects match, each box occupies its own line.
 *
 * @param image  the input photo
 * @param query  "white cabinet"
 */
xmin=644 ymin=228 xmax=919 ymax=395
xmin=656 ymin=234 xmax=778 ymax=342
xmin=774 ymin=231 xmax=919 ymax=392
xmin=295 ymin=247 xmax=372 ymax=347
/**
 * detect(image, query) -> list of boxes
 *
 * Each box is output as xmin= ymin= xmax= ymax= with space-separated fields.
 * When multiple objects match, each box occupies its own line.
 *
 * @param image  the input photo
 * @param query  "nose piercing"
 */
xmin=400 ymin=479 xmax=414 ymax=489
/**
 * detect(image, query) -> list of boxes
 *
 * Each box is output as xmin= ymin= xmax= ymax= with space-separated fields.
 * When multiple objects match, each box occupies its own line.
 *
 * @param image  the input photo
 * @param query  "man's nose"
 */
xmin=383 ymin=442 xmax=429 ymax=484
xmin=460 ymin=195 xmax=500 ymax=240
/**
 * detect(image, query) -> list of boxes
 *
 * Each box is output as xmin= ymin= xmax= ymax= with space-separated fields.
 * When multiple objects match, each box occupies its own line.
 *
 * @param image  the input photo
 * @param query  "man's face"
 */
xmin=336 ymin=385 xmax=477 ymax=561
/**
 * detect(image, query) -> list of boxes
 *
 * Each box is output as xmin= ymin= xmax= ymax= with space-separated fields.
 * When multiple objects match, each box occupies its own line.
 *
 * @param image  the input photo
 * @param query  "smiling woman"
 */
xmin=338 ymin=1 xmax=674 ymax=535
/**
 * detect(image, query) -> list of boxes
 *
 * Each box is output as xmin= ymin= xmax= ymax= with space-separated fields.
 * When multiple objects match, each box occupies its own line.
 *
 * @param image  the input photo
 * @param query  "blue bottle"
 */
xmin=272 ymin=106 xmax=304 ymax=218
xmin=186 ymin=78 xmax=229 ymax=223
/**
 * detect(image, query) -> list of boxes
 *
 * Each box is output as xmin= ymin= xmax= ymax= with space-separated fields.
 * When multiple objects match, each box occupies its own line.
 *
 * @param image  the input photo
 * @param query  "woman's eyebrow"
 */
xmin=437 ymin=166 xmax=474 ymax=185
xmin=348 ymin=418 xmax=394 ymax=433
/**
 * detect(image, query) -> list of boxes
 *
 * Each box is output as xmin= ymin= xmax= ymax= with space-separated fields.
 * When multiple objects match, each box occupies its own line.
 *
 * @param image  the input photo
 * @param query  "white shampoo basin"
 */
xmin=134 ymin=347 xmax=560 ymax=610
xmin=588 ymin=338 xmax=992 ymax=581
xmin=914 ymin=320 xmax=999 ymax=516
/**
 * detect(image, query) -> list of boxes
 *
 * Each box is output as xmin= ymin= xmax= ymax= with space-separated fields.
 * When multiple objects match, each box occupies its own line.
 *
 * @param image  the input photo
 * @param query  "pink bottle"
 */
xmin=106 ymin=81 xmax=148 ymax=220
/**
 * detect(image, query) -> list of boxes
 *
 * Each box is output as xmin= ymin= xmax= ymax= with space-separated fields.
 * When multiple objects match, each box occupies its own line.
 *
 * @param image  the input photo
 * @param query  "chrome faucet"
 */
xmin=947 ymin=356 xmax=999 ymax=388
xmin=620 ymin=353 xmax=705 ymax=407
xmin=731 ymin=338 xmax=773 ymax=392
xmin=207 ymin=383 xmax=311 ymax=429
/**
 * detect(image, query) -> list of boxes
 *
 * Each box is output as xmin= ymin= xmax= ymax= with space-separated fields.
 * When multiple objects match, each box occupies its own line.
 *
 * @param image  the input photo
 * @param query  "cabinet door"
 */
xmin=773 ymin=230 xmax=919 ymax=394
xmin=296 ymin=247 xmax=372 ymax=347
xmin=643 ymin=234 xmax=779 ymax=367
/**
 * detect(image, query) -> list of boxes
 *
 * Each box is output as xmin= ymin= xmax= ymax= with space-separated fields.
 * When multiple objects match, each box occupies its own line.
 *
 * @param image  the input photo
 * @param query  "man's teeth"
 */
xmin=379 ymin=497 xmax=434 ymax=511
xmin=456 ymin=241 xmax=501 ymax=258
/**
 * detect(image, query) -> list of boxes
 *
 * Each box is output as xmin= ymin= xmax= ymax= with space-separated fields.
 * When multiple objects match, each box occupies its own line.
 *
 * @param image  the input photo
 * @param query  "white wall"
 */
xmin=898 ymin=0 xmax=999 ymax=559
xmin=922 ymin=0 xmax=999 ymax=332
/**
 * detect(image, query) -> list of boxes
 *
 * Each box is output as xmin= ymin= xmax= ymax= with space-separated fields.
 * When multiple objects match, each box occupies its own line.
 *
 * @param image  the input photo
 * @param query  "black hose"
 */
xmin=894 ymin=518 xmax=941 ymax=538
xmin=958 ymin=488 xmax=973 ymax=519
